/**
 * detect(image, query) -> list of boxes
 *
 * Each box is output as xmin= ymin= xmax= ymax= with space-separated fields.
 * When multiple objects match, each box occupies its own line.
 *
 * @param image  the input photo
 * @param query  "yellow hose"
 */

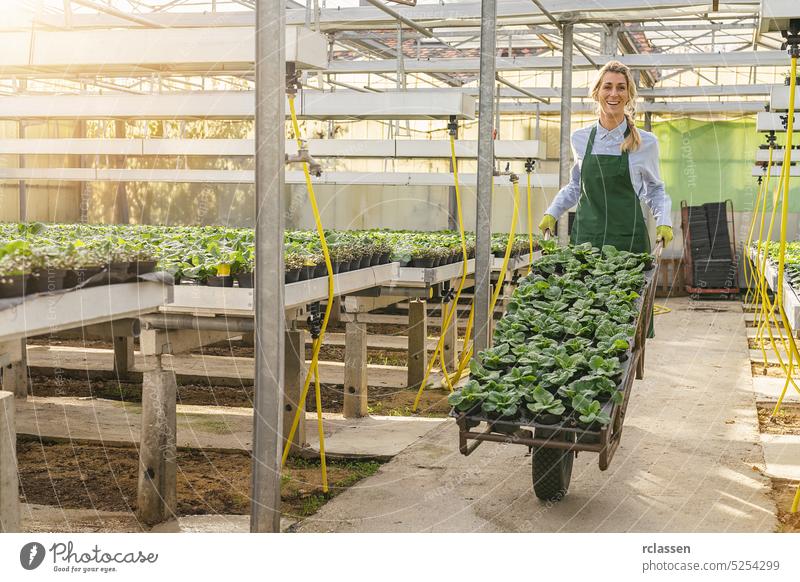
xmin=442 ymin=179 xmax=521 ymax=385
xmin=281 ymin=95 xmax=332 ymax=493
xmin=526 ymin=169 xmax=534 ymax=276
xmin=751 ymin=55 xmax=800 ymax=513
xmin=412 ymin=134 xmax=470 ymax=409
xmin=771 ymin=55 xmax=800 ymax=424
xmin=748 ymin=130 xmax=800 ymax=396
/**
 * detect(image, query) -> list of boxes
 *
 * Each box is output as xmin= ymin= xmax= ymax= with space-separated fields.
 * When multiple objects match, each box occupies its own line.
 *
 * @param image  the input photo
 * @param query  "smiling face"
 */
xmin=597 ymin=71 xmax=630 ymax=119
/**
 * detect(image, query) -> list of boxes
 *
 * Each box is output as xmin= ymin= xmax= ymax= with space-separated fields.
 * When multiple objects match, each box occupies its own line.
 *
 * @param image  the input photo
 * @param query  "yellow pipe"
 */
xmin=771 ymin=54 xmax=800 ymax=422
xmin=442 ymin=179 xmax=521 ymax=383
xmin=412 ymin=134 xmax=470 ymax=408
xmin=526 ymin=170 xmax=534 ymax=276
xmin=281 ymin=95 xmax=332 ymax=493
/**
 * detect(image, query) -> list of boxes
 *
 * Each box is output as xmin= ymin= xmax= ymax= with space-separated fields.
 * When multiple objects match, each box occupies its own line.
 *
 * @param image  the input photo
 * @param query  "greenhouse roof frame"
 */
xmin=0 ymin=1 xmax=794 ymax=119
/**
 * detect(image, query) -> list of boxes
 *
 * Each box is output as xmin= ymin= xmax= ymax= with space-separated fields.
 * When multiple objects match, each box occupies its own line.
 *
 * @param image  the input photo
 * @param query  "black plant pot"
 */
xmin=0 ymin=274 xmax=27 ymax=299
xmin=236 ymin=272 xmax=254 ymax=288
xmin=28 ymin=268 xmax=67 ymax=294
xmin=358 ymin=254 xmax=371 ymax=269
xmin=64 ymin=266 xmax=104 ymax=289
xmin=207 ymin=275 xmax=235 ymax=288
xmin=338 ymin=260 xmax=352 ymax=273
xmin=370 ymin=253 xmax=381 ymax=266
xmin=313 ymin=263 xmax=327 ymax=279
xmin=534 ymin=413 xmax=563 ymax=426
xmin=129 ymin=260 xmax=157 ymax=278
xmin=411 ymin=258 xmax=435 ymax=268
xmin=380 ymin=252 xmax=392 ymax=264
xmin=107 ymin=262 xmax=133 ymax=284
xmin=284 ymin=268 xmax=301 ymax=284
xmin=297 ymin=266 xmax=310 ymax=281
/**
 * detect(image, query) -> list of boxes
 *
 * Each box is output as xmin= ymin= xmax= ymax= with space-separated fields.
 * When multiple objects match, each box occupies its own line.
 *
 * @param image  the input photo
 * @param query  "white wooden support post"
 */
xmin=407 ymin=299 xmax=428 ymax=389
xmin=2 ymin=339 xmax=28 ymax=400
xmin=0 ymin=391 xmax=19 ymax=532
xmin=112 ymin=335 xmax=135 ymax=378
xmin=136 ymin=329 xmax=177 ymax=526
xmin=283 ymin=327 xmax=306 ymax=454
xmin=442 ymin=300 xmax=458 ymax=371
xmin=343 ymin=319 xmax=368 ymax=418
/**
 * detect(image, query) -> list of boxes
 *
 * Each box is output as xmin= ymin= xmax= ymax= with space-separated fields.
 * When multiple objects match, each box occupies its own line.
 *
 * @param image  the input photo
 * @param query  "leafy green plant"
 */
xmin=481 ymin=389 xmax=519 ymax=418
xmin=572 ymin=397 xmax=612 ymax=426
xmin=525 ymin=386 xmax=566 ymax=416
xmin=447 ymin=380 xmax=486 ymax=412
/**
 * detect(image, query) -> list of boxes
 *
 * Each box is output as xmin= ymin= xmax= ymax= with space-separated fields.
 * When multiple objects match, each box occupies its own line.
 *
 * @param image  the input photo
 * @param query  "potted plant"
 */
xmin=525 ymin=386 xmax=566 ymax=425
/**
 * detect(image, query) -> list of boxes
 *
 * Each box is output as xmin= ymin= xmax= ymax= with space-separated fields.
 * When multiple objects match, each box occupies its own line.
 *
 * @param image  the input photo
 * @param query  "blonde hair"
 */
xmin=590 ymin=60 xmax=641 ymax=153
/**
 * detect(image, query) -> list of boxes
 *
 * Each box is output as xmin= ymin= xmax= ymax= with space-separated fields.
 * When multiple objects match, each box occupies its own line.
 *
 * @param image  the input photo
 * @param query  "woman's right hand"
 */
xmin=538 ymin=214 xmax=556 ymax=235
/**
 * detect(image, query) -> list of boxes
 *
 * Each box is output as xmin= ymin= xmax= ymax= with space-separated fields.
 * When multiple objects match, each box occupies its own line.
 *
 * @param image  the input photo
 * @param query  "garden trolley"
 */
xmin=453 ymin=242 xmax=662 ymax=501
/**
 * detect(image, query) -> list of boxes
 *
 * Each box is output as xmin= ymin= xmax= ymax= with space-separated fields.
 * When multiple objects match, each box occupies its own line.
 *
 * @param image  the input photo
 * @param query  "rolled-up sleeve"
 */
xmin=639 ymin=138 xmax=672 ymax=227
xmin=545 ymin=148 xmax=581 ymax=220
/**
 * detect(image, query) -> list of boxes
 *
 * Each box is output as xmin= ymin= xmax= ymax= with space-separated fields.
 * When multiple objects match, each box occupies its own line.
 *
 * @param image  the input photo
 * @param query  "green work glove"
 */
xmin=656 ymin=225 xmax=673 ymax=246
xmin=538 ymin=214 xmax=556 ymax=235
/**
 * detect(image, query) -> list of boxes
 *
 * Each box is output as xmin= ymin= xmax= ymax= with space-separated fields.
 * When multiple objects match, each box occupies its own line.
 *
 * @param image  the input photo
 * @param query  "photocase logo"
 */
xmin=20 ymin=542 xmax=46 ymax=570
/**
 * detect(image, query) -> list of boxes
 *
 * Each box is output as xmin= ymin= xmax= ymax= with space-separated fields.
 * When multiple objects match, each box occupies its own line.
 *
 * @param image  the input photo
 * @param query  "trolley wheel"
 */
xmin=532 ymin=429 xmax=575 ymax=502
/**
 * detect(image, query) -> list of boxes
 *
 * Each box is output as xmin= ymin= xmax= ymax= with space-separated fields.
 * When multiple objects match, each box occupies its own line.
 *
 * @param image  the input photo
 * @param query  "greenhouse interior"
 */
xmin=4 ymin=0 xmax=800 ymax=546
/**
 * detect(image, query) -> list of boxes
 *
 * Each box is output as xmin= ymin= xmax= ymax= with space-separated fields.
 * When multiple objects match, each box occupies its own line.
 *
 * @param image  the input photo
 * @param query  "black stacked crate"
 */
xmin=703 ymin=202 xmax=733 ymax=260
xmin=686 ymin=202 xmax=737 ymax=290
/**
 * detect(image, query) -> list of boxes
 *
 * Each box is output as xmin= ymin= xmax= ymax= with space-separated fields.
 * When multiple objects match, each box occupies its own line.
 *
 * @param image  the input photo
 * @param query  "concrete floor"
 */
xmin=296 ymin=298 xmax=779 ymax=533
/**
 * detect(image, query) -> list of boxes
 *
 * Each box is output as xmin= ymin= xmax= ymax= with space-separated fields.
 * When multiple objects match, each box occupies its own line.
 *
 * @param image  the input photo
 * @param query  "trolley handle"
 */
xmin=652 ymin=238 xmax=664 ymax=261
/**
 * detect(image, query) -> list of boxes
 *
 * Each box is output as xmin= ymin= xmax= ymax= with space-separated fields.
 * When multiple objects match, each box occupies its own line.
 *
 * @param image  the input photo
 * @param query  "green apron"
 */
xmin=571 ymin=125 xmax=654 ymax=336
xmin=570 ymin=125 xmax=650 ymax=254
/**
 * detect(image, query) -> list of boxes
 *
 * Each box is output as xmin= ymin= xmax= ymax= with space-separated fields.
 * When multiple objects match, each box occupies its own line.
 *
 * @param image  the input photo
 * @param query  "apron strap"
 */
xmin=585 ymin=126 xmax=598 ymax=157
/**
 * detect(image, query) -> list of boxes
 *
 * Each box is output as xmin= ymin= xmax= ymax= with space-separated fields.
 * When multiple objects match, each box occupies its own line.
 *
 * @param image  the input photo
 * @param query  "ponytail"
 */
xmin=622 ymin=113 xmax=641 ymax=153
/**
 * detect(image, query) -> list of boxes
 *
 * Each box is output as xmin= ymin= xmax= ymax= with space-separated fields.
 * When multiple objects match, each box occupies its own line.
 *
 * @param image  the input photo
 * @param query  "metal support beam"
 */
xmin=18 ymin=120 xmax=26 ymax=222
xmin=251 ymin=0 xmax=284 ymax=534
xmin=495 ymin=73 xmax=549 ymax=104
xmin=363 ymin=0 xmax=433 ymax=38
xmin=557 ymin=22 xmax=574 ymax=245
xmin=114 ymin=119 xmax=130 ymax=224
xmin=70 ymin=0 xmax=167 ymax=28
xmin=473 ymin=0 xmax=497 ymax=354
xmin=602 ymin=22 xmax=620 ymax=55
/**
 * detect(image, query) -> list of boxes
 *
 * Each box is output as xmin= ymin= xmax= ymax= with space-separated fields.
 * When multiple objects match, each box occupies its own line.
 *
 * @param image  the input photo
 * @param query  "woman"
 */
xmin=538 ymin=60 xmax=673 ymax=252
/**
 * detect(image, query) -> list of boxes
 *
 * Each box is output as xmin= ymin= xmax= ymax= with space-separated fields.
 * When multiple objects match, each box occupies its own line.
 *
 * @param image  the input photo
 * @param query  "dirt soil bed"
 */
xmin=28 ymin=375 xmax=451 ymax=416
xmin=757 ymin=403 xmax=800 ymax=435
xmin=17 ymin=439 xmax=380 ymax=521
xmin=768 ymin=479 xmax=800 ymax=533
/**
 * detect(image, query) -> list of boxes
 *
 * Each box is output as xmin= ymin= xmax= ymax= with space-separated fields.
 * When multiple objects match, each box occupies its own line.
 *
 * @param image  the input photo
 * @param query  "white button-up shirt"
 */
xmin=545 ymin=119 xmax=672 ymax=227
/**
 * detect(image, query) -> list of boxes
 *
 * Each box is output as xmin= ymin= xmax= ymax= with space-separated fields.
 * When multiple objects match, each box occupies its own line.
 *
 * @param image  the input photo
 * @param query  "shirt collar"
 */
xmin=595 ymin=118 xmax=627 ymax=140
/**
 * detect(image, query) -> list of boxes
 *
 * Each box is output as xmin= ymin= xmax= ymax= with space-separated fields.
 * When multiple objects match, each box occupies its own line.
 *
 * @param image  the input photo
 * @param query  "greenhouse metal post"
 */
xmin=251 ymin=0 xmax=285 ymax=534
xmin=557 ymin=22 xmax=574 ymax=245
xmin=474 ymin=0 xmax=498 ymax=353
